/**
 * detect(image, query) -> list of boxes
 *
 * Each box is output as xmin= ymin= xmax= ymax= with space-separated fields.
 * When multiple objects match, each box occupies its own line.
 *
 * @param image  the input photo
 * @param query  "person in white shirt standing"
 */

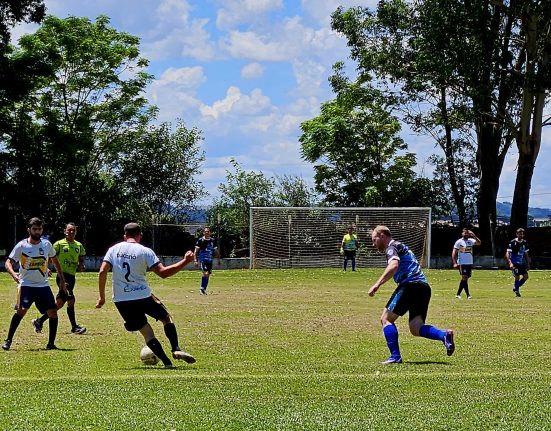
xmin=2 ymin=217 xmax=68 ymax=351
xmin=96 ymin=222 xmax=196 ymax=368
xmin=451 ymin=227 xmax=481 ymax=299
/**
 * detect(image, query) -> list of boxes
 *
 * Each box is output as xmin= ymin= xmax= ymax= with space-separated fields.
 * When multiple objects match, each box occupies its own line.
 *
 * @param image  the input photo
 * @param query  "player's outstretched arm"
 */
xmin=153 ymin=250 xmax=194 ymax=279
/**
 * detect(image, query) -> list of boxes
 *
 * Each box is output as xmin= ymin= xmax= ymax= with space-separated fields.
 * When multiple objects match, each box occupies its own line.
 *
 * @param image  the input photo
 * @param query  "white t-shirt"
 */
xmin=453 ymin=238 xmax=477 ymax=265
xmin=103 ymin=241 xmax=160 ymax=302
xmin=9 ymin=238 xmax=56 ymax=287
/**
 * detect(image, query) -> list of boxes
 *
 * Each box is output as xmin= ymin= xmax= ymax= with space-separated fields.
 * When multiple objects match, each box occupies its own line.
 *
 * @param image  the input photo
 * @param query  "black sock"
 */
xmin=146 ymin=337 xmax=172 ymax=366
xmin=464 ymin=282 xmax=471 ymax=296
xmin=67 ymin=307 xmax=77 ymax=328
xmin=164 ymin=322 xmax=179 ymax=352
xmin=6 ymin=313 xmax=23 ymax=341
xmin=48 ymin=317 xmax=58 ymax=346
xmin=38 ymin=314 xmax=48 ymax=324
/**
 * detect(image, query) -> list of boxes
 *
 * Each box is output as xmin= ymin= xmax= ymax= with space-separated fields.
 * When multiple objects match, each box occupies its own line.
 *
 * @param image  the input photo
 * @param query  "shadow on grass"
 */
xmin=405 ymin=360 xmax=451 ymax=365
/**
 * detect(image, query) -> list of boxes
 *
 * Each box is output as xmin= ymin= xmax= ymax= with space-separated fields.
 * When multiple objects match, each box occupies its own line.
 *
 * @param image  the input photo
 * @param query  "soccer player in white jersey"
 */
xmin=452 ymin=227 xmax=481 ymax=299
xmin=96 ymin=222 xmax=196 ymax=368
xmin=2 ymin=217 xmax=68 ymax=351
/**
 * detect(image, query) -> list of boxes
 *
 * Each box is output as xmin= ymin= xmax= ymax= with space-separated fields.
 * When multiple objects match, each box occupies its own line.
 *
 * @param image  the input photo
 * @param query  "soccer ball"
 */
xmin=140 ymin=346 xmax=159 ymax=365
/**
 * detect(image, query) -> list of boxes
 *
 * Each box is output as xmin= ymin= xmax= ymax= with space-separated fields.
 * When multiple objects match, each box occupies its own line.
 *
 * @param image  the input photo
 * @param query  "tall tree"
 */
xmin=332 ymin=0 xmax=551 ymax=251
xmin=299 ymin=77 xmax=430 ymax=207
xmin=0 ymin=0 xmax=45 ymax=47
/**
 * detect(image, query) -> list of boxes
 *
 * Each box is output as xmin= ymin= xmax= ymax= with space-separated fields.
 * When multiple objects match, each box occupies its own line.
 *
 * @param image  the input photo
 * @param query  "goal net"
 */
xmin=250 ymin=207 xmax=431 ymax=269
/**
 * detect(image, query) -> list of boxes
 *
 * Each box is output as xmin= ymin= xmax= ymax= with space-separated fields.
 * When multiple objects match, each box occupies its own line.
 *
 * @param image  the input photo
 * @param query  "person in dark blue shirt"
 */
xmin=368 ymin=225 xmax=455 ymax=364
xmin=505 ymin=228 xmax=530 ymax=297
xmin=194 ymin=227 xmax=219 ymax=295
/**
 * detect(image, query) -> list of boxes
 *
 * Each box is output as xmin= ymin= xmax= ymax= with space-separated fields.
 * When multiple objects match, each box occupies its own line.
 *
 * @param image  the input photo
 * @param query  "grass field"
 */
xmin=1 ymin=268 xmax=550 ymax=430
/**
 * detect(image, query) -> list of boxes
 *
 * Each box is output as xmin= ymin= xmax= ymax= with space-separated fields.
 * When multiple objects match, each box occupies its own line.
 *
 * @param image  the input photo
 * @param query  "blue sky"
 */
xmin=12 ymin=0 xmax=551 ymax=209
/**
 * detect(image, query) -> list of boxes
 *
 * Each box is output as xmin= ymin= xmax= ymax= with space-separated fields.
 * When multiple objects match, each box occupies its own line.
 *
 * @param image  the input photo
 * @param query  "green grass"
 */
xmin=1 ymin=268 xmax=550 ymax=430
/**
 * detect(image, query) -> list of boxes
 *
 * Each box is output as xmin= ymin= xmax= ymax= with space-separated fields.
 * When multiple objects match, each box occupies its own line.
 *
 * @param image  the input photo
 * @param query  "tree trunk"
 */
xmin=509 ymin=151 xmax=535 ymax=229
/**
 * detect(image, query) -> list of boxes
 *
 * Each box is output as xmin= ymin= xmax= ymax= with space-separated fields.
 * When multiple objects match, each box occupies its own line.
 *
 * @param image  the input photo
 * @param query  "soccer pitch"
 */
xmin=1 ymin=268 xmax=550 ymax=430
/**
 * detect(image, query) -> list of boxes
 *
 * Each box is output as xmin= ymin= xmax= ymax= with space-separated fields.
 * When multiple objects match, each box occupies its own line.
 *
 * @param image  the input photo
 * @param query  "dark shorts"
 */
xmin=512 ymin=264 xmax=528 ymax=277
xmin=200 ymin=260 xmax=213 ymax=274
xmin=114 ymin=294 xmax=169 ymax=332
xmin=386 ymin=282 xmax=431 ymax=322
xmin=56 ymin=272 xmax=76 ymax=301
xmin=17 ymin=285 xmax=56 ymax=313
xmin=343 ymin=250 xmax=356 ymax=259
xmin=459 ymin=265 xmax=472 ymax=278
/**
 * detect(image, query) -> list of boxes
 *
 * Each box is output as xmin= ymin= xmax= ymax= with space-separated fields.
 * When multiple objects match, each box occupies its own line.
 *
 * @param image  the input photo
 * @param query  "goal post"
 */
xmin=250 ymin=207 xmax=431 ymax=269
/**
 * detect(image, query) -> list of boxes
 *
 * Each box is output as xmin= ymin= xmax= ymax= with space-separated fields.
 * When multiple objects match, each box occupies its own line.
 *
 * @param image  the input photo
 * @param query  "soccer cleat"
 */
xmin=172 ymin=349 xmax=196 ymax=364
xmin=199 ymin=289 xmax=206 ymax=295
xmin=164 ymin=364 xmax=176 ymax=369
xmin=381 ymin=356 xmax=403 ymax=364
xmin=71 ymin=325 xmax=87 ymax=335
xmin=32 ymin=318 xmax=43 ymax=334
xmin=46 ymin=344 xmax=58 ymax=350
xmin=2 ymin=339 xmax=12 ymax=351
xmin=444 ymin=330 xmax=455 ymax=356
xmin=513 ymin=289 xmax=521 ymax=297
xmin=455 ymin=295 xmax=461 ymax=299
xmin=467 ymin=296 xmax=472 ymax=299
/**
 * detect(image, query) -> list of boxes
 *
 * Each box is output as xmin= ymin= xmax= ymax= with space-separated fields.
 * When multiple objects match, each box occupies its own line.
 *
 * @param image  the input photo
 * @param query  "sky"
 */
xmin=11 ymin=0 xmax=551 ymax=209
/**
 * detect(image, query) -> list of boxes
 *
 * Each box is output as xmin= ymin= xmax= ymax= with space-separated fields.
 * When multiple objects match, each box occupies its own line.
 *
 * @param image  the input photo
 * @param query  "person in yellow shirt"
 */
xmin=340 ymin=226 xmax=359 ymax=271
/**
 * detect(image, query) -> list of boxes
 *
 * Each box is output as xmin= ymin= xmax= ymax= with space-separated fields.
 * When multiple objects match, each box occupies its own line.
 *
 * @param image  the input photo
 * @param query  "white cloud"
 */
xmin=241 ymin=62 xmax=265 ymax=79
xmin=216 ymin=0 xmax=283 ymax=30
xmin=200 ymin=86 xmax=272 ymax=120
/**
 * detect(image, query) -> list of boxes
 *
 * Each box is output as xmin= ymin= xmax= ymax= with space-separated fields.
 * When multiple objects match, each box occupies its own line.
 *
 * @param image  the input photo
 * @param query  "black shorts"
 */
xmin=512 ymin=264 xmax=528 ymax=277
xmin=386 ymin=282 xmax=431 ymax=322
xmin=56 ymin=272 xmax=76 ymax=301
xmin=200 ymin=260 xmax=213 ymax=274
xmin=459 ymin=265 xmax=472 ymax=278
xmin=343 ymin=250 xmax=356 ymax=259
xmin=114 ymin=294 xmax=169 ymax=332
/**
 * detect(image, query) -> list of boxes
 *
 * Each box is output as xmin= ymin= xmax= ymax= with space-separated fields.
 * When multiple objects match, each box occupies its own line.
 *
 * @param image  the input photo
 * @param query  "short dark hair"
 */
xmin=124 ymin=222 xmax=142 ymax=237
xmin=516 ymin=228 xmax=525 ymax=234
xmin=27 ymin=217 xmax=43 ymax=228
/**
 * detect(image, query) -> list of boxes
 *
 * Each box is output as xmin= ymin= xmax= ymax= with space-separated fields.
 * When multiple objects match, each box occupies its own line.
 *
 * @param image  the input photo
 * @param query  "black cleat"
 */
xmin=46 ymin=344 xmax=58 ymax=350
xmin=2 ymin=339 xmax=12 ymax=351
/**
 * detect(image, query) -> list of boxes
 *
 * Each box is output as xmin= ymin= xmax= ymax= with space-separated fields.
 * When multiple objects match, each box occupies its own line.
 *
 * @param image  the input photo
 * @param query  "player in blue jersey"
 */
xmin=194 ymin=227 xmax=218 ymax=295
xmin=505 ymin=228 xmax=530 ymax=297
xmin=368 ymin=225 xmax=455 ymax=364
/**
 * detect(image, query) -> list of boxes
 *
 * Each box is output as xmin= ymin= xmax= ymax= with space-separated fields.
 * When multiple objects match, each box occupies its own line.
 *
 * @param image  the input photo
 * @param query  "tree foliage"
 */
xmin=300 ymin=73 xmax=439 ymax=208
xmin=0 ymin=15 xmax=204 ymax=252
xmin=331 ymin=0 xmax=551 ymax=252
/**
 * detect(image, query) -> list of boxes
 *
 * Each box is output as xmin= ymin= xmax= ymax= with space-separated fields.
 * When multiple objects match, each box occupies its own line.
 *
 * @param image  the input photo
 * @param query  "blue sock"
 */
xmin=351 ymin=259 xmax=356 ymax=271
xmin=201 ymin=276 xmax=208 ymax=289
xmin=343 ymin=259 xmax=347 ymax=270
xmin=514 ymin=280 xmax=521 ymax=290
xmin=518 ymin=279 xmax=526 ymax=287
xmin=383 ymin=324 xmax=401 ymax=359
xmin=419 ymin=324 xmax=446 ymax=341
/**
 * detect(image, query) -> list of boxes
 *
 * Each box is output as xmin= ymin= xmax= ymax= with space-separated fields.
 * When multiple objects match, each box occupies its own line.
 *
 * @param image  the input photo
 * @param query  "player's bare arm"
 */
xmin=368 ymin=259 xmax=399 ymax=297
xmin=153 ymin=250 xmax=194 ymax=279
xmin=96 ymin=261 xmax=111 ymax=308
xmin=4 ymin=259 xmax=19 ymax=283
xmin=51 ymin=256 xmax=68 ymax=293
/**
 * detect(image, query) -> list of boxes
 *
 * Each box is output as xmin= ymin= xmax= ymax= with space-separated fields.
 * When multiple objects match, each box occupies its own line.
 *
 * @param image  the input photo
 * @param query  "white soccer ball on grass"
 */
xmin=140 ymin=345 xmax=159 ymax=365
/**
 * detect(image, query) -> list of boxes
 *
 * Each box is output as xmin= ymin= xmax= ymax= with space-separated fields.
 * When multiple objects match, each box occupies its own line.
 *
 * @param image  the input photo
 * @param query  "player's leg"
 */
xmin=381 ymin=308 xmax=402 ymax=363
xmin=3 ymin=307 xmax=28 ymax=350
xmin=351 ymin=251 xmax=356 ymax=271
xmin=200 ymin=261 xmax=212 ymax=294
xmin=117 ymin=298 xmax=173 ymax=367
xmin=149 ymin=295 xmax=195 ymax=364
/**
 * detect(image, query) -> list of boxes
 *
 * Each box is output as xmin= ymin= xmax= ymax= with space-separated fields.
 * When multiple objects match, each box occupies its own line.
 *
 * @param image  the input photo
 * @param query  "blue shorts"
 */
xmin=386 ymin=282 xmax=431 ymax=322
xmin=459 ymin=265 xmax=472 ymax=278
xmin=512 ymin=264 xmax=528 ymax=277
xmin=17 ymin=285 xmax=56 ymax=313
